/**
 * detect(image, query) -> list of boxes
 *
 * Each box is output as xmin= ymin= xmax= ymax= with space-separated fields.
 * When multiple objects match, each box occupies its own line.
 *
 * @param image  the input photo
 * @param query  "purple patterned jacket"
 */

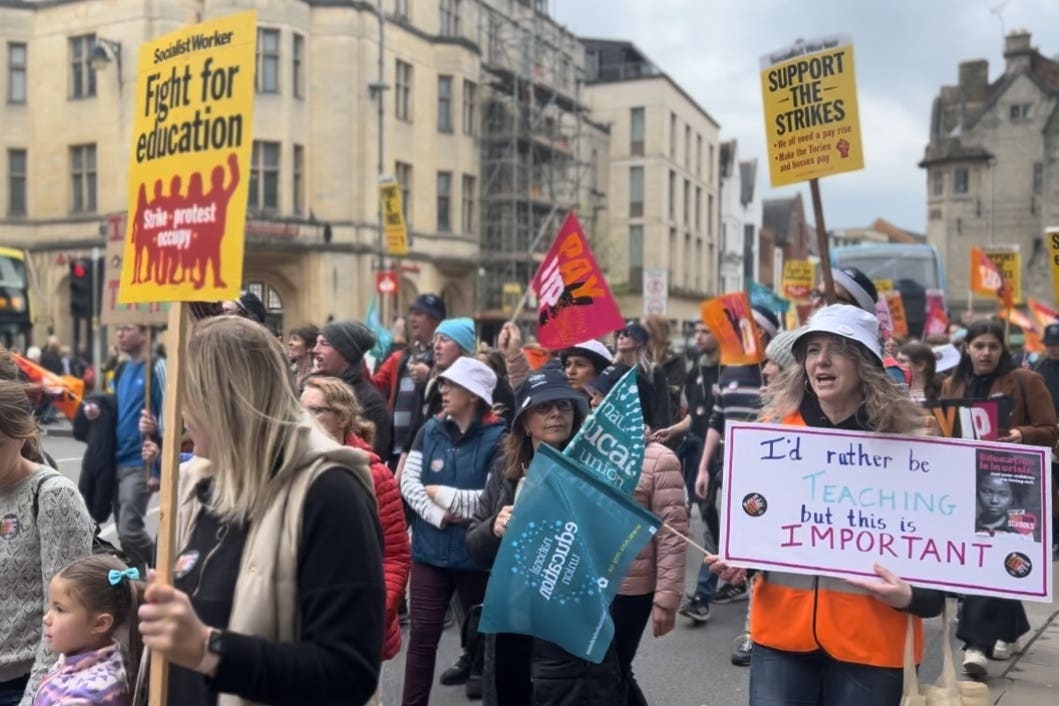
xmin=32 ymin=643 xmax=130 ymax=706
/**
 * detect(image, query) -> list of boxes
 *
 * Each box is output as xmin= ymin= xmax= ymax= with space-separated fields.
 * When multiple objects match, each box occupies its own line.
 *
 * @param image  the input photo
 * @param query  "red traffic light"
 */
xmin=72 ymin=262 xmax=87 ymax=278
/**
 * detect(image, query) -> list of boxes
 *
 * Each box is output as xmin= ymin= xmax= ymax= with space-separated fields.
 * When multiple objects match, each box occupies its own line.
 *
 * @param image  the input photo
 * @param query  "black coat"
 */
xmin=73 ymin=393 xmax=118 ymax=523
xmin=340 ymin=365 xmax=392 ymax=460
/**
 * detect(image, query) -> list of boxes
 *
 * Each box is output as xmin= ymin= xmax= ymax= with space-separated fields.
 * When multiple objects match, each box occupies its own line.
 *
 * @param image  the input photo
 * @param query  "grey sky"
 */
xmin=554 ymin=0 xmax=1059 ymax=234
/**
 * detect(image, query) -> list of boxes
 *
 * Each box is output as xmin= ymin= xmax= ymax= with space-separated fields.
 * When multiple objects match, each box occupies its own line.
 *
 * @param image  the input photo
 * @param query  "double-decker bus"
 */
xmin=0 ymin=246 xmax=33 ymax=349
xmin=832 ymin=243 xmax=945 ymax=337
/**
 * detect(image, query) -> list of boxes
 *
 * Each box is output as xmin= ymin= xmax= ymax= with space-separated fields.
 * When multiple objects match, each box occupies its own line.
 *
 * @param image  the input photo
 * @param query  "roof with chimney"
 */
xmin=920 ymin=30 xmax=1059 ymax=167
xmin=739 ymin=159 xmax=757 ymax=207
xmin=762 ymin=195 xmax=803 ymax=246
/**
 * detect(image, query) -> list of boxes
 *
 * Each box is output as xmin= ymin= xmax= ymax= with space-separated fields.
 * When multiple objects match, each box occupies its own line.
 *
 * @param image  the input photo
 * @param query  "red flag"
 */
xmin=531 ymin=213 xmax=624 ymax=350
xmin=970 ymin=245 xmax=1004 ymax=299
xmin=1027 ymin=298 xmax=1059 ymax=330
xmin=922 ymin=290 xmax=949 ymax=337
xmin=14 ymin=355 xmax=84 ymax=421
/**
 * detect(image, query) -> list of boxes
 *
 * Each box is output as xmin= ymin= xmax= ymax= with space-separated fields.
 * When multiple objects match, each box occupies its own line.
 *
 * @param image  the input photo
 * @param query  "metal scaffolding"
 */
xmin=475 ymin=0 xmax=594 ymax=319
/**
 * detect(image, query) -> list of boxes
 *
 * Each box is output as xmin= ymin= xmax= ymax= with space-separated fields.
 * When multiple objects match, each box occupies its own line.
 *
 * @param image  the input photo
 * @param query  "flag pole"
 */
xmin=662 ymin=522 xmax=711 ymax=556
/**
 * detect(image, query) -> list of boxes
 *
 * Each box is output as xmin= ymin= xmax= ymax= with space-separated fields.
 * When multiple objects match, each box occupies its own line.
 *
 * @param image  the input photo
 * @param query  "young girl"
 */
xmin=34 ymin=555 xmax=144 ymax=706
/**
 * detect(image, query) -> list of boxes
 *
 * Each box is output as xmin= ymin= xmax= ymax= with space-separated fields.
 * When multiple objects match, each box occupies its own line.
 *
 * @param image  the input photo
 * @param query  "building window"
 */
xmin=629 ymin=225 xmax=643 ymax=270
xmin=696 ymin=134 xmax=702 ymax=178
xmin=707 ymin=194 xmax=714 ymax=238
xmin=395 ymin=60 xmax=412 ymax=121
xmin=462 ymin=79 xmax=476 ymax=135
xmin=1033 ymin=162 xmax=1043 ymax=195
xmin=8 ymin=43 xmax=26 ymax=104
xmin=396 ymin=161 xmax=412 ymax=224
xmin=8 ymin=149 xmax=26 ymax=216
xmin=630 ymin=107 xmax=645 ymax=156
xmin=683 ymin=179 xmax=690 ymax=225
xmin=249 ymin=141 xmax=280 ymax=212
xmin=394 ymin=0 xmax=409 ymax=19
xmin=669 ymin=112 xmax=676 ymax=159
xmin=69 ymin=35 xmax=96 ymax=99
xmin=292 ymin=33 xmax=305 ymax=99
xmin=684 ymin=233 xmax=693 ymax=287
xmin=932 ymin=170 xmax=943 ymax=196
xmin=256 ymin=28 xmax=280 ymax=93
xmin=695 ymin=186 xmax=702 ymax=231
xmin=437 ymin=75 xmax=453 ymax=132
xmin=629 ymin=166 xmax=644 ymax=217
xmin=953 ymin=167 xmax=969 ymax=194
xmin=708 ymin=144 xmax=715 ymax=185
xmin=696 ymin=237 xmax=704 ymax=291
xmin=684 ymin=125 xmax=691 ymax=169
xmin=440 ymin=0 xmax=461 ymax=37
xmin=436 ymin=171 xmax=452 ymax=232
xmin=293 ymin=144 xmax=304 ymax=215
xmin=668 ymin=227 xmax=677 ymax=281
xmin=462 ymin=174 xmax=475 ymax=233
xmin=70 ymin=144 xmax=96 ymax=213
xmin=668 ymin=170 xmax=676 ymax=220
xmin=1010 ymin=103 xmax=1032 ymax=122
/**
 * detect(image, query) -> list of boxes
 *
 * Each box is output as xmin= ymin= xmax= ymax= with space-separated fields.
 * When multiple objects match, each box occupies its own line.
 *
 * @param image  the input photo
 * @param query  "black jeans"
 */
xmin=610 ymin=593 xmax=654 ymax=706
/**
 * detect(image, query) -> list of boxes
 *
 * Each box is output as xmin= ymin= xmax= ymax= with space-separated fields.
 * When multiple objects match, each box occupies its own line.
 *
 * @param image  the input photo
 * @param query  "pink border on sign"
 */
xmin=721 ymin=423 xmax=1050 ymax=600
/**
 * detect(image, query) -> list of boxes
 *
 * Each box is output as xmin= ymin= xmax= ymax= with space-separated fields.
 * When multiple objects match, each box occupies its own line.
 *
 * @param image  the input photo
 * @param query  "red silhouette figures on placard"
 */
xmin=131 ymin=153 xmax=240 ymax=290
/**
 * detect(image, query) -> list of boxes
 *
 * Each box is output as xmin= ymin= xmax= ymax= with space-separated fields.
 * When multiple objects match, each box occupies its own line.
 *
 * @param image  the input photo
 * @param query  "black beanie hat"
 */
xmin=321 ymin=321 xmax=376 ymax=366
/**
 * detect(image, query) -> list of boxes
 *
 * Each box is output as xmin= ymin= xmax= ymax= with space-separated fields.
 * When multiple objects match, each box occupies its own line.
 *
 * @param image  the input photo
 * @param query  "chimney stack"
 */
xmin=1004 ymin=30 xmax=1034 ymax=74
xmin=958 ymin=60 xmax=989 ymax=103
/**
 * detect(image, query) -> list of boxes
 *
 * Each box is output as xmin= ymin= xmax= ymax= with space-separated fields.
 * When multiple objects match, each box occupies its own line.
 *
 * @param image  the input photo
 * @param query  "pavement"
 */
xmin=987 ymin=587 xmax=1059 ymax=705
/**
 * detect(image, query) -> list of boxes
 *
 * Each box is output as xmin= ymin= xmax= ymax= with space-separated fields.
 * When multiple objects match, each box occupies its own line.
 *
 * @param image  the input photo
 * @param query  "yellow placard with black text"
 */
xmin=760 ymin=35 xmax=863 ymax=187
xmin=781 ymin=260 xmax=815 ymax=301
xmin=380 ymin=178 xmax=409 ymax=256
xmin=1047 ymin=228 xmax=1059 ymax=304
xmin=120 ymin=11 xmax=256 ymax=304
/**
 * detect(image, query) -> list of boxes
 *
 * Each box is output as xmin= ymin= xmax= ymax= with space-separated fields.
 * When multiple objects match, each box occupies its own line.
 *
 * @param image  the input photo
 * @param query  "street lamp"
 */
xmin=88 ymin=38 xmax=122 ymax=85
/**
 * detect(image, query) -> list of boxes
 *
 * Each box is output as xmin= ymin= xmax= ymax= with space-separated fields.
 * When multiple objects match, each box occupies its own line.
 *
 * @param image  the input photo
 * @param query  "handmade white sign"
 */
xmin=720 ymin=423 xmax=1052 ymax=602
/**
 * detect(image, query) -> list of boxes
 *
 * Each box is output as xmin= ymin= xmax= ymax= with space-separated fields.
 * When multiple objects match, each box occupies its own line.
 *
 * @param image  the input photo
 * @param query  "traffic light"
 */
xmin=70 ymin=257 xmax=93 ymax=319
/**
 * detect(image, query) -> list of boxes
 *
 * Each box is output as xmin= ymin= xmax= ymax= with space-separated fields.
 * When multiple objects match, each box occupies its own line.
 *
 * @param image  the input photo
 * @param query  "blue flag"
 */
xmin=563 ymin=367 xmax=645 ymax=493
xmin=480 ymin=444 xmax=661 ymax=663
xmin=365 ymin=294 xmax=393 ymax=362
xmin=748 ymin=280 xmax=790 ymax=313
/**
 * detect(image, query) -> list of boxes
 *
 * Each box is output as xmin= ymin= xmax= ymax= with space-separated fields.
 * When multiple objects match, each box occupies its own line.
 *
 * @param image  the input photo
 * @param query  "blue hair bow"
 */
xmin=108 ymin=568 xmax=141 ymax=586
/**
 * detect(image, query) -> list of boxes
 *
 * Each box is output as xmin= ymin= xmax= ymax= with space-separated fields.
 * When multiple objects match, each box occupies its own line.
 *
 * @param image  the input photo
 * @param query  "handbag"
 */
xmin=901 ymin=600 xmax=990 ymax=706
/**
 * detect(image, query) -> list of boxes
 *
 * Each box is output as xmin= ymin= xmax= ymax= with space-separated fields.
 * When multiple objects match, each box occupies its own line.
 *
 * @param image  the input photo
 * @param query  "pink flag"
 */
xmin=922 ymin=290 xmax=949 ymax=337
xmin=531 ymin=213 xmax=624 ymax=350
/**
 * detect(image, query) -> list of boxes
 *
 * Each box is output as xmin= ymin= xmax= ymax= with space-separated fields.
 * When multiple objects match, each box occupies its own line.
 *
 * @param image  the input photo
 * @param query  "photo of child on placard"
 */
xmin=974 ymin=449 xmax=1042 ymax=541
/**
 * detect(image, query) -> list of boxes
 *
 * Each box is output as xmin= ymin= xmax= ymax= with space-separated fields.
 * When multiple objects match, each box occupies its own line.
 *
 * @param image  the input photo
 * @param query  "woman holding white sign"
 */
xmin=939 ymin=319 xmax=1057 ymax=677
xmin=710 ymin=304 xmax=944 ymax=706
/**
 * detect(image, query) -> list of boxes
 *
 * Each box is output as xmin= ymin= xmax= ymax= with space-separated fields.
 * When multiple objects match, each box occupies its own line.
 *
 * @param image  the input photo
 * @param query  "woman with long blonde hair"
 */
xmin=136 ymin=316 xmax=385 ymax=706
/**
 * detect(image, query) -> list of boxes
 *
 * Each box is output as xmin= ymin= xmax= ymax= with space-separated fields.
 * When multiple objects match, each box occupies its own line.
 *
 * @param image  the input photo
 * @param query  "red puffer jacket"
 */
xmin=347 ymin=433 xmax=411 ymax=660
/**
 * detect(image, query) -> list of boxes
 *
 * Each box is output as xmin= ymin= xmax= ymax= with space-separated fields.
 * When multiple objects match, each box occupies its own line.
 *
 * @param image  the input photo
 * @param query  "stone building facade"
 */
xmin=920 ymin=30 xmax=1059 ymax=305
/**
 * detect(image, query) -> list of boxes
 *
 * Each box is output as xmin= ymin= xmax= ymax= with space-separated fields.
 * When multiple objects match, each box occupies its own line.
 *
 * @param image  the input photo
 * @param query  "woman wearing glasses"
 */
xmin=467 ymin=366 xmax=626 ymax=706
xmin=399 ymin=357 xmax=506 ymax=706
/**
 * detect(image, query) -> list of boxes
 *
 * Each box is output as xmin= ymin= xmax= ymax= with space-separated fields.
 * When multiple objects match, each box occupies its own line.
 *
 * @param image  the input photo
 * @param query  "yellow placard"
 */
xmin=380 ymin=178 xmax=409 ymax=256
xmin=101 ymin=214 xmax=169 ymax=325
xmin=886 ymin=291 xmax=908 ymax=338
xmin=781 ymin=260 xmax=815 ymax=301
xmin=120 ymin=12 xmax=256 ymax=304
xmin=760 ymin=35 xmax=864 ymax=188
xmin=1047 ymin=228 xmax=1059 ymax=305
xmin=981 ymin=246 xmax=1022 ymax=304
xmin=873 ymin=279 xmax=893 ymax=295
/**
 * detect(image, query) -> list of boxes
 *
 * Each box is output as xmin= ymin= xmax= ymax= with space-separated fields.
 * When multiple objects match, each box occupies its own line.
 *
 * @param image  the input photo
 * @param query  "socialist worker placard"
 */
xmin=120 ymin=11 xmax=256 ymax=304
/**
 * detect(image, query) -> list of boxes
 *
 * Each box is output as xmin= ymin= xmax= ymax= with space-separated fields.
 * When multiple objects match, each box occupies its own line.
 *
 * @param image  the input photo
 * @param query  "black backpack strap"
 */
xmin=31 ymin=468 xmax=63 ymax=524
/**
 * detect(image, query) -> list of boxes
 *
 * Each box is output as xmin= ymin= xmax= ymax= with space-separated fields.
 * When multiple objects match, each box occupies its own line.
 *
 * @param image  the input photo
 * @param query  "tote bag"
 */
xmin=901 ymin=600 xmax=990 ymax=706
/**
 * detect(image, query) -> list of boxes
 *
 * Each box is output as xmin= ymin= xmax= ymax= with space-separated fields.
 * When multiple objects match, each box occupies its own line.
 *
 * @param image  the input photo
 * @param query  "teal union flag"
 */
xmin=479 ymin=444 xmax=661 ymax=663
xmin=365 ymin=294 xmax=393 ymax=362
xmin=563 ymin=366 xmax=645 ymax=494
xmin=748 ymin=279 xmax=790 ymax=313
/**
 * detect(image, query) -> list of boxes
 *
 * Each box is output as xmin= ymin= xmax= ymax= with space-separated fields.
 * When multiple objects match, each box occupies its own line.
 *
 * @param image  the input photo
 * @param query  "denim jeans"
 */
xmin=113 ymin=465 xmax=155 ymax=573
xmin=0 ymin=675 xmax=29 ymax=706
xmin=749 ymin=644 xmax=903 ymax=706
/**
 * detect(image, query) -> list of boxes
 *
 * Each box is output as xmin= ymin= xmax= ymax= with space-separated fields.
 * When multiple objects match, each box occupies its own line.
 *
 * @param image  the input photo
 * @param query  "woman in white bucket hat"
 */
xmin=709 ymin=305 xmax=943 ymax=705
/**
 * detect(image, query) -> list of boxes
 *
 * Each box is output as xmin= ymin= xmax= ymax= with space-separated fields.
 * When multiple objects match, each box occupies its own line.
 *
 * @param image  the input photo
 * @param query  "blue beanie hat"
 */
xmin=435 ymin=317 xmax=476 ymax=353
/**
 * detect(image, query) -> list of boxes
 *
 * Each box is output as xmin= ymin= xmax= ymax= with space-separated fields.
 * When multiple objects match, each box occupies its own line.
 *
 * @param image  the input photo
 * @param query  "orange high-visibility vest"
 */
xmin=749 ymin=410 xmax=924 ymax=669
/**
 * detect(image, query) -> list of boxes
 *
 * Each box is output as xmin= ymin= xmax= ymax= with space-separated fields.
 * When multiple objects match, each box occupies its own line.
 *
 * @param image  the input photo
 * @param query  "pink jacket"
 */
xmin=618 ymin=442 xmax=688 ymax=611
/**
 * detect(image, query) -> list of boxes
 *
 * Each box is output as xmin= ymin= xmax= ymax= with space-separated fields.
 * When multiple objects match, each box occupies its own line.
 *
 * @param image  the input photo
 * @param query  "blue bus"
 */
xmin=831 ymin=243 xmax=945 ymax=337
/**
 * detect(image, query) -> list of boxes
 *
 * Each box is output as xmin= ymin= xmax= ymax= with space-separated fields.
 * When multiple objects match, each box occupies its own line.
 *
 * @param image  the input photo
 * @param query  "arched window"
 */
xmin=246 ymin=280 xmax=284 ymax=334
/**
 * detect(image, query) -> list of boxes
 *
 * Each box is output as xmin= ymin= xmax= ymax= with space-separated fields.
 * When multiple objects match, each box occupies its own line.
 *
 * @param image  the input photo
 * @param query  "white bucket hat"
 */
xmin=793 ymin=304 xmax=883 ymax=364
xmin=439 ymin=356 xmax=497 ymax=406
xmin=932 ymin=344 xmax=961 ymax=373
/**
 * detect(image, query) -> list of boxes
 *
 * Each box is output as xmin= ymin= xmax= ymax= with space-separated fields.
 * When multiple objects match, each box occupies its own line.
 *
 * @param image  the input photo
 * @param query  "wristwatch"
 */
xmin=196 ymin=628 xmax=224 ymax=676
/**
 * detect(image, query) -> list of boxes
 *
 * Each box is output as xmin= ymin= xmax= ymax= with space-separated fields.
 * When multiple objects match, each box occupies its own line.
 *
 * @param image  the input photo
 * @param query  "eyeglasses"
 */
xmin=529 ymin=399 xmax=574 ymax=415
xmin=307 ymin=405 xmax=336 ymax=416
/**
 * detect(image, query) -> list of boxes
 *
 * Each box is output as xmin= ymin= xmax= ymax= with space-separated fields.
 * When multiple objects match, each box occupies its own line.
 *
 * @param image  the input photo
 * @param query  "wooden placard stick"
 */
xmin=810 ymin=178 xmax=836 ymax=306
xmin=148 ymin=302 xmax=189 ymax=706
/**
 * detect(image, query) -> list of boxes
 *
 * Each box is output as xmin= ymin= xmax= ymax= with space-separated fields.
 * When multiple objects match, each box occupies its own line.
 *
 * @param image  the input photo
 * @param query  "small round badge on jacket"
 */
xmin=174 ymin=549 xmax=201 ymax=579
xmin=430 ymin=459 xmax=445 ymax=473
xmin=0 ymin=514 xmax=20 ymax=540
